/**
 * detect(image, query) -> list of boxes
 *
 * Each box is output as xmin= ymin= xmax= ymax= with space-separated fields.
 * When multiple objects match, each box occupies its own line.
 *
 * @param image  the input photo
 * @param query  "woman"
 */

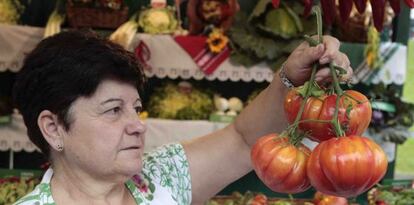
xmin=13 ymin=31 xmax=351 ymax=205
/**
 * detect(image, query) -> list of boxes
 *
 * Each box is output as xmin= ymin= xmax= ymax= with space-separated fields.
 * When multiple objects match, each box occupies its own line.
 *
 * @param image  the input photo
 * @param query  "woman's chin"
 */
xmin=119 ymin=161 xmax=143 ymax=178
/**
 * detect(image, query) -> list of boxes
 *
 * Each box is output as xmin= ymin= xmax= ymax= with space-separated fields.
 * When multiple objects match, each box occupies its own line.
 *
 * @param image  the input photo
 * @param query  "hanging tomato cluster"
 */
xmin=251 ymin=6 xmax=388 ymax=198
xmin=271 ymin=0 xmax=414 ymax=31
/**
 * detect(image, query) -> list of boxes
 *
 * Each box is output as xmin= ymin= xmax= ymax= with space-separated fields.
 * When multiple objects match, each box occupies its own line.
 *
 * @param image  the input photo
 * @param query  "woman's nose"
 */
xmin=125 ymin=112 xmax=147 ymax=135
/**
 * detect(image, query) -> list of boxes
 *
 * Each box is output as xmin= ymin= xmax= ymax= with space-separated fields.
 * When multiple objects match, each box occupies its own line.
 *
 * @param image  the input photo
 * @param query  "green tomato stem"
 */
xmin=329 ymin=63 xmax=346 ymax=136
xmin=287 ymin=6 xmax=324 ymax=146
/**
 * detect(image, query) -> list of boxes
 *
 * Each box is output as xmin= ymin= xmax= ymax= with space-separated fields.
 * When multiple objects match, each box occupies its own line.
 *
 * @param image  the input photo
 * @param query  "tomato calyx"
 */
xmin=297 ymin=81 xmax=324 ymax=98
xmin=287 ymin=6 xmax=348 ymax=140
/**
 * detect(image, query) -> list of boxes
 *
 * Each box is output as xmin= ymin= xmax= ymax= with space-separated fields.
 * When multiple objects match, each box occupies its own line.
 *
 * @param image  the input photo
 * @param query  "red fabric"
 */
xmin=174 ymin=35 xmax=230 ymax=75
xmin=134 ymin=41 xmax=152 ymax=71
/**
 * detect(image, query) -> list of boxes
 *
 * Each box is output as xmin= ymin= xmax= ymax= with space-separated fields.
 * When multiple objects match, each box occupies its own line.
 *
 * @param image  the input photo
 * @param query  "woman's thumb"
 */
xmin=299 ymin=44 xmax=325 ymax=66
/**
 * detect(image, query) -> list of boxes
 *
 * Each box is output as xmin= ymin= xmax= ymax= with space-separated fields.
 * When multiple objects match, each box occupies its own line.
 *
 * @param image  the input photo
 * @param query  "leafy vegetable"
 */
xmin=147 ymin=83 xmax=213 ymax=120
xmin=228 ymin=0 xmax=316 ymax=69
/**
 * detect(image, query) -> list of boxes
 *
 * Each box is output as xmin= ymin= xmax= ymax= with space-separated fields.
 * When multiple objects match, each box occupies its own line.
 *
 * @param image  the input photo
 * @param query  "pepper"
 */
xmin=338 ymin=0 xmax=353 ymax=23
xmin=272 ymin=0 xmax=280 ymax=8
xmin=303 ymin=0 xmax=313 ymax=17
xmin=370 ymin=0 xmax=385 ymax=31
xmin=353 ymin=0 xmax=367 ymax=14
xmin=404 ymin=0 xmax=414 ymax=8
xmin=388 ymin=0 xmax=401 ymax=14
xmin=320 ymin=0 xmax=336 ymax=25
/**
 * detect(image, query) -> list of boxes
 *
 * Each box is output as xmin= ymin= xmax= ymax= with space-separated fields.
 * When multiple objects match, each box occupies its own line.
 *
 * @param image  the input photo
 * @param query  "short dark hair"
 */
xmin=13 ymin=30 xmax=145 ymax=156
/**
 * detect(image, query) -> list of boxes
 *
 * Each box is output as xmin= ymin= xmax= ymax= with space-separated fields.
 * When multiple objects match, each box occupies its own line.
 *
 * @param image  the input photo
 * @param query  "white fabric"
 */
xmin=0 ymin=112 xmax=39 ymax=152
xmin=0 ymin=24 xmax=44 ymax=72
xmin=370 ymin=42 xmax=407 ymax=85
xmin=131 ymin=34 xmax=275 ymax=82
xmin=351 ymin=42 xmax=407 ymax=85
xmin=144 ymin=118 xmax=227 ymax=151
xmin=0 ymin=25 xmax=276 ymax=82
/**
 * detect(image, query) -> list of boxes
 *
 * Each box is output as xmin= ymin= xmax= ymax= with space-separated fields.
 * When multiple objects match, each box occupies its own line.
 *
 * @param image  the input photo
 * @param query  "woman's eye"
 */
xmin=106 ymin=107 xmax=121 ymax=115
xmin=134 ymin=106 xmax=142 ymax=114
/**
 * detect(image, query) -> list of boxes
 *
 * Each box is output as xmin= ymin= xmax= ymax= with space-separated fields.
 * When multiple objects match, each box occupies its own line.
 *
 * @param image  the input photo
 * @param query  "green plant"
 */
xmin=228 ymin=0 xmax=316 ymax=69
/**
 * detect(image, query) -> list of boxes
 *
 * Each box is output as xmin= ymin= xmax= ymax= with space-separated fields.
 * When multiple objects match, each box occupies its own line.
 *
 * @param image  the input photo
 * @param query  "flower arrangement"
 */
xmin=207 ymin=28 xmax=229 ymax=54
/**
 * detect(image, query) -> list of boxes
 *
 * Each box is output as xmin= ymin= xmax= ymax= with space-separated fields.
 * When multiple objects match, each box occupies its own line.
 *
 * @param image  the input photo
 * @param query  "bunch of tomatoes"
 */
xmin=251 ymin=7 xmax=388 ymax=199
xmin=251 ymin=78 xmax=388 ymax=198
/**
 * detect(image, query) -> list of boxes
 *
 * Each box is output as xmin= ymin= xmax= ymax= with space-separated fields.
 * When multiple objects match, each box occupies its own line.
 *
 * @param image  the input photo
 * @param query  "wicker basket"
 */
xmin=66 ymin=4 xmax=128 ymax=29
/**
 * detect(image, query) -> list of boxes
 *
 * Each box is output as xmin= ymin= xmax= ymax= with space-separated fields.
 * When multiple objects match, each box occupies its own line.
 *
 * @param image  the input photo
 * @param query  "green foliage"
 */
xmin=0 ymin=178 xmax=38 ymax=205
xmin=368 ymin=83 xmax=414 ymax=144
xmin=228 ymin=0 xmax=316 ymax=69
xmin=147 ymin=83 xmax=213 ymax=120
xmin=0 ymin=0 xmax=24 ymax=24
xmin=377 ymin=188 xmax=414 ymax=205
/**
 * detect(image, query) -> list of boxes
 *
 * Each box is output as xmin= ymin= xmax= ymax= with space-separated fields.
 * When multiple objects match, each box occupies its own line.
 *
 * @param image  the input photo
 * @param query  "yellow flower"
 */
xmin=207 ymin=29 xmax=229 ymax=54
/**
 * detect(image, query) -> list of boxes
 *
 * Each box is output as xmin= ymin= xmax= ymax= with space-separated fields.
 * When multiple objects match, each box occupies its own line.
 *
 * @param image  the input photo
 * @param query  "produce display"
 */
xmin=368 ymin=186 xmax=414 ymax=205
xmin=313 ymin=191 xmax=348 ymax=205
xmin=367 ymin=84 xmax=414 ymax=145
xmin=138 ymin=3 xmax=178 ymax=34
xmin=317 ymin=0 xmax=414 ymax=31
xmin=147 ymin=82 xmax=214 ymax=120
xmin=228 ymin=0 xmax=317 ymax=68
xmin=0 ymin=0 xmax=24 ymax=24
xmin=206 ymin=191 xmax=356 ymax=205
xmin=250 ymin=6 xmax=388 ymax=198
xmin=0 ymin=177 xmax=39 ymax=205
xmin=205 ymin=191 xmax=311 ymax=205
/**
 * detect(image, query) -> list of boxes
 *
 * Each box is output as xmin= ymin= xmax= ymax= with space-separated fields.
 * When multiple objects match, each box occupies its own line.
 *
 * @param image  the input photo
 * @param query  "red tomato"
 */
xmin=249 ymin=194 xmax=267 ymax=205
xmin=251 ymin=134 xmax=311 ymax=193
xmin=284 ymin=89 xmax=372 ymax=142
xmin=307 ymin=135 xmax=388 ymax=197
xmin=314 ymin=191 xmax=348 ymax=205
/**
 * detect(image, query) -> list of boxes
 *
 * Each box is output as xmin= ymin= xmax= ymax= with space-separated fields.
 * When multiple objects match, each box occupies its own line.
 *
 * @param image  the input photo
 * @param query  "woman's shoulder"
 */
xmin=13 ymin=183 xmax=52 ymax=205
xmin=14 ymin=169 xmax=55 ymax=205
xmin=138 ymin=143 xmax=192 ymax=205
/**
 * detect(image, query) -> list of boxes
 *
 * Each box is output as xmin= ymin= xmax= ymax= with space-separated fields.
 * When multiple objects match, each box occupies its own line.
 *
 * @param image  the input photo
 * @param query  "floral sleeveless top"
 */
xmin=14 ymin=144 xmax=192 ymax=205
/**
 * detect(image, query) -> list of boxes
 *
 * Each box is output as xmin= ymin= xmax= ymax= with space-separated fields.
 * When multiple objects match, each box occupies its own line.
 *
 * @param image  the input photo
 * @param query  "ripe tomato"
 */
xmin=284 ymin=89 xmax=372 ymax=142
xmin=307 ymin=135 xmax=388 ymax=197
xmin=249 ymin=194 xmax=267 ymax=205
xmin=314 ymin=191 xmax=348 ymax=205
xmin=251 ymin=134 xmax=311 ymax=193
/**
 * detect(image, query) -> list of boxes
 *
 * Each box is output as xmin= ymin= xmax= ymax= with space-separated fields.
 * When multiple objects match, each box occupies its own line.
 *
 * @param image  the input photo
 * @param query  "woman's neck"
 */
xmin=49 ymin=162 xmax=135 ymax=205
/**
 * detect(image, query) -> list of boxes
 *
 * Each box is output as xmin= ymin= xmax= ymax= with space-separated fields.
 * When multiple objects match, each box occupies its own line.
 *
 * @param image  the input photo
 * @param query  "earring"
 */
xmin=56 ymin=144 xmax=64 ymax=151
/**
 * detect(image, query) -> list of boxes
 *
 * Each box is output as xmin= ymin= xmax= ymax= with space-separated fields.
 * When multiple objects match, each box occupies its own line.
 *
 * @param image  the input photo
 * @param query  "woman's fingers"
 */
xmin=319 ymin=36 xmax=340 ymax=64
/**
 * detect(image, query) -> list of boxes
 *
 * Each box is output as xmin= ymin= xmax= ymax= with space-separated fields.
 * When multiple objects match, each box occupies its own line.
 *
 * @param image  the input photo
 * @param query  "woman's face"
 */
xmin=59 ymin=79 xmax=146 ymax=181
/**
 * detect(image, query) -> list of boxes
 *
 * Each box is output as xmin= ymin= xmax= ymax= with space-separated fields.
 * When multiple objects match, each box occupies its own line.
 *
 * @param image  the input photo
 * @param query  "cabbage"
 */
xmin=138 ymin=7 xmax=178 ymax=34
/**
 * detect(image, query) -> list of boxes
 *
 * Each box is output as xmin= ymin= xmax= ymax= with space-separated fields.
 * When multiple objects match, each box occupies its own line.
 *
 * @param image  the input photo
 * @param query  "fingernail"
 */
xmin=316 ymin=44 xmax=324 ymax=53
xmin=320 ymin=57 xmax=329 ymax=64
xmin=315 ymin=76 xmax=322 ymax=82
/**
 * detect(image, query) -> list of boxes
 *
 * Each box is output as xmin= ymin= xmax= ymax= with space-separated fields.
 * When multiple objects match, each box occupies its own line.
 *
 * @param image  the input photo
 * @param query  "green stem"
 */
xmin=286 ymin=6 xmax=324 ymax=145
xmin=288 ymin=65 xmax=318 ymax=145
xmin=304 ymin=35 xmax=318 ymax=46
xmin=285 ymin=119 xmax=332 ymax=131
xmin=329 ymin=63 xmax=345 ymax=136
xmin=343 ymin=93 xmax=367 ymax=104
xmin=312 ymin=6 xmax=323 ymax=43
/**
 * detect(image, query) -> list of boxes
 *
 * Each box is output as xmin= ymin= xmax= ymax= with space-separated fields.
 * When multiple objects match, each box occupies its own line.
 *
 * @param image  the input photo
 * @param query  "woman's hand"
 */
xmin=283 ymin=35 xmax=352 ymax=86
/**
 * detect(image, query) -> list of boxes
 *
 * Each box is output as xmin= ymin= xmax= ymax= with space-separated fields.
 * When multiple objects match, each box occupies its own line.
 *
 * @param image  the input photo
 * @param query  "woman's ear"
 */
xmin=38 ymin=110 xmax=64 ymax=152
